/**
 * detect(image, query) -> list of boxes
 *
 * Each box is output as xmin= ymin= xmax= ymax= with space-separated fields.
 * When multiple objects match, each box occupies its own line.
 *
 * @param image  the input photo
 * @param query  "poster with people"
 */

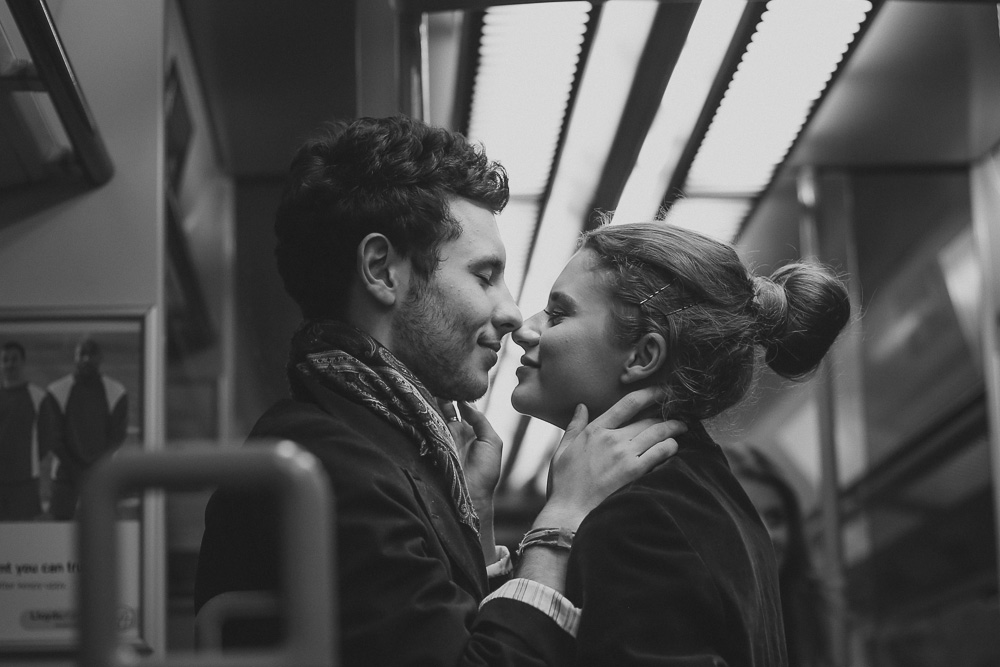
xmin=0 ymin=312 xmax=144 ymax=651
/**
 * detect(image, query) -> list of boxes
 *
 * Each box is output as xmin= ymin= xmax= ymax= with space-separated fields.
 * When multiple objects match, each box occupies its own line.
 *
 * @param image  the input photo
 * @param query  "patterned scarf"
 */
xmin=287 ymin=319 xmax=479 ymax=535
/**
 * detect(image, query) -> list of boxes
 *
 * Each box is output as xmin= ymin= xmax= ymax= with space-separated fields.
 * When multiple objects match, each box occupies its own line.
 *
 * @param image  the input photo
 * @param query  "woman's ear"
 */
xmin=357 ymin=233 xmax=409 ymax=307
xmin=621 ymin=332 xmax=667 ymax=384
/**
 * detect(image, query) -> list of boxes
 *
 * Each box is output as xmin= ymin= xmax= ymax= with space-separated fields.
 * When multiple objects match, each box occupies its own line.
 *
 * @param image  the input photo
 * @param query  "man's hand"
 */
xmin=445 ymin=401 xmax=504 ymax=505
xmin=537 ymin=387 xmax=685 ymax=531
xmin=443 ymin=400 xmax=503 ymax=563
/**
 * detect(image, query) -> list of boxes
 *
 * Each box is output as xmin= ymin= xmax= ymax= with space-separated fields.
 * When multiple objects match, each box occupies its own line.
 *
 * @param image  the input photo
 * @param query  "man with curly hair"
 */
xmin=195 ymin=115 xmax=681 ymax=666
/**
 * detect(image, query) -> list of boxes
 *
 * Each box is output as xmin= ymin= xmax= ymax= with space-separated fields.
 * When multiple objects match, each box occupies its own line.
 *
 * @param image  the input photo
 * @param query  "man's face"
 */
xmin=1 ymin=348 xmax=24 ymax=386
xmin=392 ymin=198 xmax=522 ymax=400
xmin=75 ymin=341 xmax=102 ymax=377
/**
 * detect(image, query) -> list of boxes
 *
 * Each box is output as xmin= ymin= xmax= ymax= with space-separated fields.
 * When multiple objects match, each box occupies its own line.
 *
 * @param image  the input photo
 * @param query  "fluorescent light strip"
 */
xmin=659 ymin=0 xmax=872 ymax=240
xmin=482 ymin=2 xmax=659 ymax=488
xmin=425 ymin=11 xmax=463 ymax=129
xmin=684 ymin=0 xmax=873 ymax=195
xmin=660 ymin=197 xmax=753 ymax=243
xmin=516 ymin=0 xmax=658 ymax=316
xmin=494 ymin=196 xmax=538 ymax=319
xmin=612 ymin=0 xmax=745 ymax=226
xmin=468 ymin=2 xmax=591 ymax=196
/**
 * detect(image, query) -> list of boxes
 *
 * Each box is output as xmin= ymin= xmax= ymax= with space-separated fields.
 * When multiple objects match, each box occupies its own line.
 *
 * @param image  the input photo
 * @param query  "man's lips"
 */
xmin=479 ymin=340 xmax=502 ymax=353
xmin=519 ymin=355 xmax=539 ymax=369
xmin=477 ymin=340 xmax=502 ymax=368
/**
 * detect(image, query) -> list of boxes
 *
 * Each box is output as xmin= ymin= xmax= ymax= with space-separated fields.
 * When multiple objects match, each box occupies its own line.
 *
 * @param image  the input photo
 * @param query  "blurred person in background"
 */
xmin=724 ymin=442 xmax=833 ymax=667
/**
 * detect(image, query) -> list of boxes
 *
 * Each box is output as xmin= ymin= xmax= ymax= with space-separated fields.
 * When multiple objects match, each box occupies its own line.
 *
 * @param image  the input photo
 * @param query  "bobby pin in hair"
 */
xmin=638 ymin=283 xmax=671 ymax=306
xmin=662 ymin=302 xmax=697 ymax=317
xmin=638 ymin=286 xmax=699 ymax=317
xmin=639 ymin=282 xmax=700 ymax=316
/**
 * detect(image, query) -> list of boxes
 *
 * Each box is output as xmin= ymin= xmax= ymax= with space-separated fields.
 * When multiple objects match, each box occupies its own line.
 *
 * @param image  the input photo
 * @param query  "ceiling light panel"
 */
xmin=684 ymin=0 xmax=874 ymax=196
xmin=519 ymin=0 xmax=657 ymax=313
xmin=612 ymin=0 xmax=745 ymax=226
xmin=660 ymin=197 xmax=752 ymax=243
xmin=467 ymin=2 xmax=591 ymax=199
xmin=494 ymin=195 xmax=538 ymax=316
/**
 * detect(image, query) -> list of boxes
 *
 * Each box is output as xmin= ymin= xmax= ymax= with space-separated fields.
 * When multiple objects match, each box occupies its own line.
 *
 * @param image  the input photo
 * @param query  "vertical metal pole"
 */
xmin=355 ymin=0 xmax=403 ymax=117
xmin=397 ymin=9 xmax=425 ymax=121
xmin=797 ymin=166 xmax=849 ymax=667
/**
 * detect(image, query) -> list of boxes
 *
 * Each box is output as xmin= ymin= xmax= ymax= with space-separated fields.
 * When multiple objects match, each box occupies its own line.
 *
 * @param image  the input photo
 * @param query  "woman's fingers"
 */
xmin=622 ymin=419 xmax=687 ymax=457
xmin=587 ymin=387 xmax=664 ymax=430
xmin=604 ymin=420 xmax=685 ymax=479
xmin=634 ymin=438 xmax=680 ymax=473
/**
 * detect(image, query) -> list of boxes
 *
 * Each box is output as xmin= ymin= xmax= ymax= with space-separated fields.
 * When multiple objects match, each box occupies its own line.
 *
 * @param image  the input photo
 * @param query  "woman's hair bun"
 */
xmin=753 ymin=262 xmax=851 ymax=380
xmin=751 ymin=275 xmax=789 ymax=342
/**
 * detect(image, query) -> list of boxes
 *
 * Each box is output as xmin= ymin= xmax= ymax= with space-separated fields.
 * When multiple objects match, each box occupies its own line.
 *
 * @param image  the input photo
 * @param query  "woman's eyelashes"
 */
xmin=543 ymin=308 xmax=565 ymax=324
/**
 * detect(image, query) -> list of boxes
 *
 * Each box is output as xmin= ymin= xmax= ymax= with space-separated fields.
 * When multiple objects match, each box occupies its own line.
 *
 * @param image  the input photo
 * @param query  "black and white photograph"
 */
xmin=2 ymin=0 xmax=1000 ymax=665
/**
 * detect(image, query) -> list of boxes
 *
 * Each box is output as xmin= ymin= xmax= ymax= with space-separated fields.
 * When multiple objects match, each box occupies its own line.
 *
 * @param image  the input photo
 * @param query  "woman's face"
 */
xmin=740 ymin=477 xmax=790 ymax=570
xmin=511 ymin=249 xmax=633 ymax=428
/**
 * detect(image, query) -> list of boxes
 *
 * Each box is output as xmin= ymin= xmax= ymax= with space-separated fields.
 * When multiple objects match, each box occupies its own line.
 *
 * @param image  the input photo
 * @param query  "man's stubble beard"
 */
xmin=393 ymin=279 xmax=488 ymax=402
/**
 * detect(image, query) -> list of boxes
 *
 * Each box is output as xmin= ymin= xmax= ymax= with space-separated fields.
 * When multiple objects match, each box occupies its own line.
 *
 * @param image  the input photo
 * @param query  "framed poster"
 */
xmin=0 ymin=309 xmax=147 ymax=652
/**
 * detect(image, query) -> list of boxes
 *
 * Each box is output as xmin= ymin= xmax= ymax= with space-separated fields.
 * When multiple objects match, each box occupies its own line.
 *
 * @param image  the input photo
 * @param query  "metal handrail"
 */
xmin=78 ymin=441 xmax=337 ymax=667
xmin=195 ymin=591 xmax=280 ymax=651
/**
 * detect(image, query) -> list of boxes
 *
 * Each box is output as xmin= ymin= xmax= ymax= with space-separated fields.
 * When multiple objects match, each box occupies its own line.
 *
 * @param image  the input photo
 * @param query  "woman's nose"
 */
xmin=512 ymin=311 xmax=543 ymax=349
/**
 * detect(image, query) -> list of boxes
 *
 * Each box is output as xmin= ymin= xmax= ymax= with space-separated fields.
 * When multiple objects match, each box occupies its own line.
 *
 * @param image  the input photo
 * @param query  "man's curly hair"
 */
xmin=275 ymin=115 xmax=509 ymax=319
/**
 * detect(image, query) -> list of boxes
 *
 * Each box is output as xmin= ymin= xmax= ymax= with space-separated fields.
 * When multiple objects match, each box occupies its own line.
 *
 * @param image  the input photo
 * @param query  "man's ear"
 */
xmin=357 ymin=233 xmax=409 ymax=307
xmin=621 ymin=332 xmax=668 ymax=384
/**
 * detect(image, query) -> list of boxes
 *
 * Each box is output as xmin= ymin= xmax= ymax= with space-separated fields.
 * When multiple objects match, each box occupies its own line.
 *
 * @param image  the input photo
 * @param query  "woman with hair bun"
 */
xmin=509 ymin=219 xmax=850 ymax=666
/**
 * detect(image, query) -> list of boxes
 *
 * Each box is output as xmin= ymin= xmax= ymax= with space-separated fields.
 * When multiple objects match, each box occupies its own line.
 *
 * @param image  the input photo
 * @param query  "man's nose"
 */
xmin=493 ymin=281 xmax=522 ymax=335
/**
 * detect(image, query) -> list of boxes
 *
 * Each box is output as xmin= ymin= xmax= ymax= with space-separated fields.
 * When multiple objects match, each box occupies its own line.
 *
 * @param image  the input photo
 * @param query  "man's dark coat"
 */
xmin=196 ymin=392 xmax=572 ymax=666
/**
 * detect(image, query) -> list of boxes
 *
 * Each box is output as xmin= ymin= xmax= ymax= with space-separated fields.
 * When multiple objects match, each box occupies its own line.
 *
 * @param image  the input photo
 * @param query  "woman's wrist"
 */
xmin=533 ymin=502 xmax=585 ymax=534
xmin=517 ymin=527 xmax=575 ymax=557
